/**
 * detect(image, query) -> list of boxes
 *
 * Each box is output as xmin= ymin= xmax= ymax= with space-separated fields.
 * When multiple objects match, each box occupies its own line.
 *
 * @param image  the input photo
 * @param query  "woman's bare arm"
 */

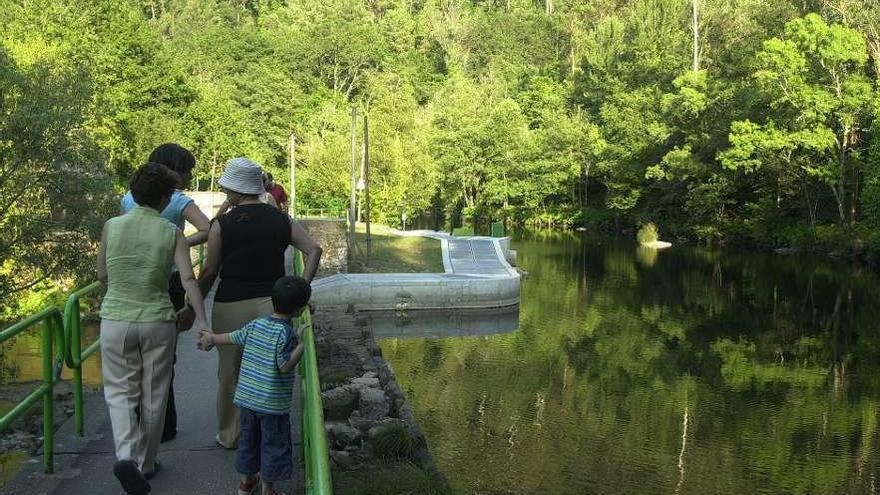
xmin=174 ymin=230 xmax=209 ymax=329
xmin=182 ymin=202 xmax=211 ymax=246
xmin=289 ymin=218 xmax=322 ymax=282
xmin=197 ymin=221 xmax=222 ymax=295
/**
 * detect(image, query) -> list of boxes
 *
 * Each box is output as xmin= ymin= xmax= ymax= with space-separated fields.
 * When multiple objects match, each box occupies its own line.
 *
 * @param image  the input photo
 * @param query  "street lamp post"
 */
xmin=288 ymin=132 xmax=296 ymax=218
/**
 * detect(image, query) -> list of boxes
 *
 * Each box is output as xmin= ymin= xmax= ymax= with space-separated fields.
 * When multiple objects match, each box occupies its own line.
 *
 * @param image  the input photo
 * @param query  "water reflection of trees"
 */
xmin=380 ymin=232 xmax=880 ymax=494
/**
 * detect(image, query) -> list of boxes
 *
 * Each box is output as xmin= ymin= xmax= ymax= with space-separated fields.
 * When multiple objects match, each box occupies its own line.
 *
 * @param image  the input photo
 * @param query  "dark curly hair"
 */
xmin=130 ymin=162 xmax=178 ymax=210
xmin=148 ymin=143 xmax=196 ymax=176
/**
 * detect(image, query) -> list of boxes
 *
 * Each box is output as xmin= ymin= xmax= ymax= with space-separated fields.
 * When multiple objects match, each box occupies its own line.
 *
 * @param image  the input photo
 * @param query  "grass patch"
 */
xmin=349 ymin=224 xmax=443 ymax=273
xmin=451 ymin=226 xmax=474 ymax=236
xmin=335 ymin=463 xmax=455 ymax=495
xmin=370 ymin=423 xmax=425 ymax=461
xmin=637 ymin=222 xmax=659 ymax=245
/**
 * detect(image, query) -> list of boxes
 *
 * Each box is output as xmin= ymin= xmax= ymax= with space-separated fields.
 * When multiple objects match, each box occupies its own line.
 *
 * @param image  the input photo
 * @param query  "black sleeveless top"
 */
xmin=215 ymin=203 xmax=291 ymax=302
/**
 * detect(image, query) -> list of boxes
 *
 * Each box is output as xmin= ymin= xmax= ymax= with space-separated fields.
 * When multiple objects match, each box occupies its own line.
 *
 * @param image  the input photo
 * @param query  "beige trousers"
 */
xmin=100 ymin=319 xmax=177 ymax=473
xmin=212 ymin=296 xmax=274 ymax=447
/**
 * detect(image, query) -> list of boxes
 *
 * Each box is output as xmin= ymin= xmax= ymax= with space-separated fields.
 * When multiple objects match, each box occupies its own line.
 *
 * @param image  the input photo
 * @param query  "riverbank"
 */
xmin=313 ymin=308 xmax=451 ymax=494
xmin=0 ymin=381 xmax=90 ymax=485
xmin=310 ymin=221 xmax=450 ymax=493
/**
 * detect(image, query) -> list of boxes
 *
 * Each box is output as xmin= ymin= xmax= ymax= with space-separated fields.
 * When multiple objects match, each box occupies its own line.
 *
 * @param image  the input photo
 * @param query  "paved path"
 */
xmin=5 ymin=310 xmax=304 ymax=495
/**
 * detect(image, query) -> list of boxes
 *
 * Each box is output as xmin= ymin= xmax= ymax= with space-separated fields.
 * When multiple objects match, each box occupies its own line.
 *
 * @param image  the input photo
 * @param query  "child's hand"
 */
xmin=197 ymin=329 xmax=215 ymax=351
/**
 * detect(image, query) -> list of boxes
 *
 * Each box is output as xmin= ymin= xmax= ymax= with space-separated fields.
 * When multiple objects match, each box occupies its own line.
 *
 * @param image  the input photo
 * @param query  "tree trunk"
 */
xmin=691 ymin=0 xmax=700 ymax=71
xmin=837 ymin=126 xmax=849 ymax=226
xmin=570 ymin=19 xmax=578 ymax=77
xmin=545 ymin=0 xmax=552 ymax=15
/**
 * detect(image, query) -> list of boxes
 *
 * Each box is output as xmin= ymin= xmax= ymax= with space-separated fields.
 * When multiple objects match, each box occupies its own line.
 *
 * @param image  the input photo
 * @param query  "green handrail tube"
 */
xmin=293 ymin=250 xmax=333 ymax=495
xmin=0 ymin=306 xmax=66 ymax=473
xmin=62 ymin=281 xmax=103 ymax=437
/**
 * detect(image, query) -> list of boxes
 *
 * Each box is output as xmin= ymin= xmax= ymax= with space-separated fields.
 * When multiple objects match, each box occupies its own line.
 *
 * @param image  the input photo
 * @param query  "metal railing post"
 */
xmin=64 ymin=281 xmax=102 ymax=437
xmin=42 ymin=318 xmax=54 ymax=473
xmin=69 ymin=302 xmax=84 ymax=437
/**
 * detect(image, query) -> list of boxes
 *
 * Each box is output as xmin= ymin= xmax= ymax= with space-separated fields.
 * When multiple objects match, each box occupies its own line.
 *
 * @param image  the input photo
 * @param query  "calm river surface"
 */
xmin=378 ymin=231 xmax=880 ymax=495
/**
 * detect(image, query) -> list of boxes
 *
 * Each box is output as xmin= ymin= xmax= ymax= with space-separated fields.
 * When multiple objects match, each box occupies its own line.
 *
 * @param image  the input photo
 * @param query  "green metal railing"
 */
xmin=298 ymin=207 xmax=346 ymax=219
xmin=294 ymin=250 xmax=333 ymax=495
xmin=491 ymin=221 xmax=506 ymax=237
xmin=0 ymin=307 xmax=68 ymax=473
xmin=62 ymin=281 xmax=103 ymax=437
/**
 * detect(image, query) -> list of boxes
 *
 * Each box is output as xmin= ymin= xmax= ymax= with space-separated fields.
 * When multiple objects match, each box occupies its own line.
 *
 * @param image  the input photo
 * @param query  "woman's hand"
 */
xmin=197 ymin=328 xmax=215 ymax=351
xmin=176 ymin=306 xmax=195 ymax=332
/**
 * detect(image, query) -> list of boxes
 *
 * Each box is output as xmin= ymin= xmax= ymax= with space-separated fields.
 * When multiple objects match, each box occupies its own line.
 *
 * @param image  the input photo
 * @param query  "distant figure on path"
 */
xmin=120 ymin=142 xmax=211 ymax=442
xmin=98 ymin=162 xmax=210 ymax=495
xmin=198 ymin=276 xmax=311 ymax=495
xmin=265 ymin=173 xmax=288 ymax=212
xmin=197 ymin=157 xmax=321 ymax=449
xmin=262 ymin=172 xmax=279 ymax=209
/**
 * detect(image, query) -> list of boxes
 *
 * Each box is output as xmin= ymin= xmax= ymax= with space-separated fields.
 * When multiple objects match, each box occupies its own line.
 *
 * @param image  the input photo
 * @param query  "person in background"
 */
xmin=121 ymin=143 xmax=211 ymax=442
xmin=98 ymin=163 xmax=210 ymax=495
xmin=262 ymin=173 xmax=279 ymax=209
xmin=197 ymin=157 xmax=321 ymax=449
xmin=198 ymin=276 xmax=310 ymax=495
xmin=265 ymin=173 xmax=288 ymax=212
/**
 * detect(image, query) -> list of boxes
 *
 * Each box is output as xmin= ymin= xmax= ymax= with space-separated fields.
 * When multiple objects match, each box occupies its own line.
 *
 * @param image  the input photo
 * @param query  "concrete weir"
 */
xmin=311 ymin=231 xmax=521 ymax=311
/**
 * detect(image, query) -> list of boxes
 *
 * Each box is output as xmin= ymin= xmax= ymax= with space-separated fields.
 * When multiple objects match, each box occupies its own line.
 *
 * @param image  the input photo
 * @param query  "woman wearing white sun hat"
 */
xmin=197 ymin=157 xmax=322 ymax=449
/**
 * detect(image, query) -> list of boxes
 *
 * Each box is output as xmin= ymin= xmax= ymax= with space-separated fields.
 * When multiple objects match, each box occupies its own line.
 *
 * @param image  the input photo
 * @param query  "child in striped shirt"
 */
xmin=198 ymin=276 xmax=311 ymax=495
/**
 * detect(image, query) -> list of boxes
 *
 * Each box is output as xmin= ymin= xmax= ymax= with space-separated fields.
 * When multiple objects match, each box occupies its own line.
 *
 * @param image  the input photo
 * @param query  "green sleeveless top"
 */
xmin=100 ymin=206 xmax=178 ymax=322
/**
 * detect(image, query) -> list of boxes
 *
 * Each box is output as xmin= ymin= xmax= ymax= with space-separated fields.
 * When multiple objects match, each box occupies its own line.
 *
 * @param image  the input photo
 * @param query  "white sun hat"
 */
xmin=218 ymin=157 xmax=265 ymax=195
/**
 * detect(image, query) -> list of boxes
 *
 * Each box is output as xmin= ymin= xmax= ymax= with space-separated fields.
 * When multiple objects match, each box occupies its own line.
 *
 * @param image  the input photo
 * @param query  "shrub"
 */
xmin=370 ymin=423 xmax=425 ymax=461
xmin=636 ymin=222 xmax=659 ymax=245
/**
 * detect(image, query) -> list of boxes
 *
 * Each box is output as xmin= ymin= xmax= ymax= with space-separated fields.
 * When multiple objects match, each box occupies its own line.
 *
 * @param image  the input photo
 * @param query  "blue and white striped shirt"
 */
xmin=230 ymin=316 xmax=297 ymax=415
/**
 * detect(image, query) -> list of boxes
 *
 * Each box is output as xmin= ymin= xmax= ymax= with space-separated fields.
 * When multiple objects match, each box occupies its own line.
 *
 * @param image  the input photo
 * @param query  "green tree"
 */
xmin=720 ymin=14 xmax=875 ymax=229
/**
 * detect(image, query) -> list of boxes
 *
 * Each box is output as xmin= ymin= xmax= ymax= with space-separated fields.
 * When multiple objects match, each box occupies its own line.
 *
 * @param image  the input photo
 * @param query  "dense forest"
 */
xmin=0 ymin=0 xmax=879 ymax=311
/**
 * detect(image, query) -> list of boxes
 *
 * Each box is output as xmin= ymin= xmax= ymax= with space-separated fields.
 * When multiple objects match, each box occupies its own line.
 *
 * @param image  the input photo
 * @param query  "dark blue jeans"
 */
xmin=236 ymin=407 xmax=293 ymax=482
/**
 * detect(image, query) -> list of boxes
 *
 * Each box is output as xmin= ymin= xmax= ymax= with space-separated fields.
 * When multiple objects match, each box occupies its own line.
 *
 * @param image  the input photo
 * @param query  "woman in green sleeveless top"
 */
xmin=97 ymin=163 xmax=210 ymax=495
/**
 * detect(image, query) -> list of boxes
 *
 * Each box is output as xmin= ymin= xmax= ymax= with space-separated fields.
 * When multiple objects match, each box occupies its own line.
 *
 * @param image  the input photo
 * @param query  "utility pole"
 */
xmin=349 ymin=107 xmax=358 ymax=253
xmin=288 ymin=132 xmax=296 ymax=218
xmin=363 ymin=114 xmax=372 ymax=256
xmin=210 ymin=152 xmax=217 ymax=215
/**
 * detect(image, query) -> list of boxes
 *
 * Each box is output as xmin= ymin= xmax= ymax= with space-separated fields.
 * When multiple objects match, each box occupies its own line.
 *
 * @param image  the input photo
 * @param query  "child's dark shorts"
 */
xmin=236 ymin=407 xmax=293 ymax=482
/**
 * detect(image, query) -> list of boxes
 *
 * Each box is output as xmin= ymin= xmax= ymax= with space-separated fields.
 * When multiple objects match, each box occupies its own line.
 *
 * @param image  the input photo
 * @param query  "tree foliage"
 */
xmin=1 ymin=1 xmax=880 ymax=313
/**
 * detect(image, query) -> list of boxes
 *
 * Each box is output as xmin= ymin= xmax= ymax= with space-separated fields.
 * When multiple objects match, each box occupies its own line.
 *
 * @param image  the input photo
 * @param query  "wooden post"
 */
xmin=363 ymin=114 xmax=372 ymax=256
xmin=349 ymin=107 xmax=358 ymax=253
xmin=289 ymin=133 xmax=297 ymax=218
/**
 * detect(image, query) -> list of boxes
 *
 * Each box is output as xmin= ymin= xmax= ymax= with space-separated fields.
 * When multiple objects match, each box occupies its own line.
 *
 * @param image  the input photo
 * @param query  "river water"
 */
xmin=378 ymin=231 xmax=880 ymax=494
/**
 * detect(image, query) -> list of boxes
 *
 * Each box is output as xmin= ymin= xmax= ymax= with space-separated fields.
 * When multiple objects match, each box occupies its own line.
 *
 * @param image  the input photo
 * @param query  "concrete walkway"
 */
xmin=5 ymin=318 xmax=304 ymax=494
xmin=311 ymin=231 xmax=520 ymax=311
